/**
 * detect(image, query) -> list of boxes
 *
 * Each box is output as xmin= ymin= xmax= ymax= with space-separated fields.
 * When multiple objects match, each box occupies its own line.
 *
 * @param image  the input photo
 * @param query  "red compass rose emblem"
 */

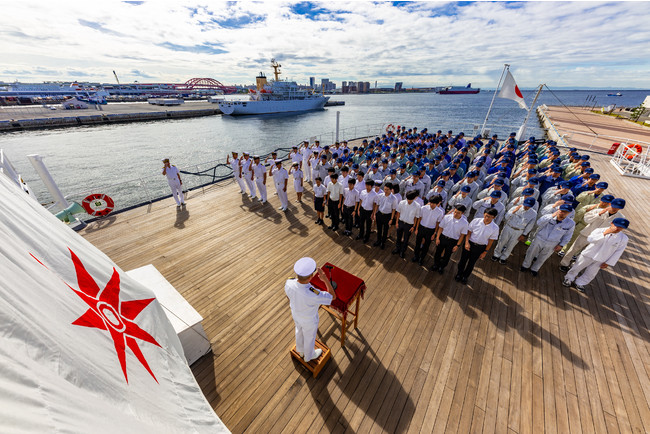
xmin=32 ymin=249 xmax=161 ymax=384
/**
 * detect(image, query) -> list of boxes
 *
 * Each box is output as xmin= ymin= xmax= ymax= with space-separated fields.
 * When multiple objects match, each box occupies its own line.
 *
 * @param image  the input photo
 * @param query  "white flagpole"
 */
xmin=515 ymin=83 xmax=544 ymax=142
xmin=480 ymin=63 xmax=509 ymax=137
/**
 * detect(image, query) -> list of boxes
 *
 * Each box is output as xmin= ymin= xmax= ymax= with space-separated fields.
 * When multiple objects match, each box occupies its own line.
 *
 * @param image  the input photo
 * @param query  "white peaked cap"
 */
xmin=275 ymin=159 xmax=283 ymax=163
xmin=294 ymin=257 xmax=317 ymax=276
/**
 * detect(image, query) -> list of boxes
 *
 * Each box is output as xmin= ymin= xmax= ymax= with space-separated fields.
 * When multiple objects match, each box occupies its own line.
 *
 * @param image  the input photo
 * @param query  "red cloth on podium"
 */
xmin=310 ymin=262 xmax=365 ymax=321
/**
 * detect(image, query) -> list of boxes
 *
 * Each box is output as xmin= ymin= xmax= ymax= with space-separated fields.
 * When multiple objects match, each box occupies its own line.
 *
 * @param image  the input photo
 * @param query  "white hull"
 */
xmin=218 ymin=96 xmax=328 ymax=115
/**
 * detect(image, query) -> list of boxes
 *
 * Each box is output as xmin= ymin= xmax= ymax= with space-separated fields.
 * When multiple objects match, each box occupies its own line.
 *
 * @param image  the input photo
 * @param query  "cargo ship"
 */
xmin=438 ymin=83 xmax=480 ymax=94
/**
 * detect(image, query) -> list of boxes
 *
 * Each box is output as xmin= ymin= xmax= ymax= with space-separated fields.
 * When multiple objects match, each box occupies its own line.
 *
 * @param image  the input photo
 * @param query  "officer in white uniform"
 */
xmin=271 ymin=159 xmax=289 ymax=211
xmin=162 ymin=158 xmax=185 ymax=207
xmin=252 ymin=155 xmax=267 ymax=204
xmin=227 ymin=152 xmax=246 ymax=194
xmin=562 ymin=218 xmax=629 ymax=293
xmin=492 ymin=197 xmax=537 ymax=264
xmin=241 ymin=152 xmax=256 ymax=198
xmin=521 ymin=204 xmax=575 ymax=276
xmin=285 ymin=258 xmax=336 ymax=362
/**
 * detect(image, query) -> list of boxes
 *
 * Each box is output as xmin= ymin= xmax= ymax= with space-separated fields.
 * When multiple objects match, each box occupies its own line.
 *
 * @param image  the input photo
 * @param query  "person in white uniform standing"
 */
xmin=562 ymin=218 xmax=629 ymax=293
xmin=241 ymin=152 xmax=256 ymax=198
xmin=270 ymin=159 xmax=289 ymax=211
xmin=251 ymin=155 xmax=267 ymax=204
xmin=285 ymin=258 xmax=336 ymax=362
xmin=162 ymin=158 xmax=185 ymax=207
xmin=227 ymin=152 xmax=246 ymax=194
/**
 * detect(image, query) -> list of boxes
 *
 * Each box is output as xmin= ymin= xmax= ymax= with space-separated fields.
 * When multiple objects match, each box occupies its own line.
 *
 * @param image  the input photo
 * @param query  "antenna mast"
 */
xmin=270 ymin=59 xmax=281 ymax=81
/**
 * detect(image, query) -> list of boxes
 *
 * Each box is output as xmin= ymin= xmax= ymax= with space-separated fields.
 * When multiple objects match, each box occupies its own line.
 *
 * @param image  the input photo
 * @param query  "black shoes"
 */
xmin=531 ymin=270 xmax=538 ymax=277
xmin=461 ymin=276 xmax=468 ymax=284
xmin=391 ymin=248 xmax=399 ymax=255
xmin=454 ymin=274 xmax=462 ymax=282
xmin=373 ymin=241 xmax=381 ymax=247
xmin=411 ymin=256 xmax=419 ymax=263
xmin=499 ymin=259 xmax=506 ymax=265
xmin=491 ymin=256 xmax=499 ymax=262
xmin=520 ymin=266 xmax=529 ymax=272
xmin=559 ymin=265 xmax=569 ymax=272
xmin=356 ymin=235 xmax=363 ymax=240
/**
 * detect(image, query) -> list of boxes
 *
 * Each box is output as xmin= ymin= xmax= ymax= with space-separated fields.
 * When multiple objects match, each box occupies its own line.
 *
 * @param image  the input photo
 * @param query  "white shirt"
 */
xmin=420 ymin=205 xmax=444 ymax=229
xmin=284 ymin=279 xmax=333 ymax=323
xmin=342 ymin=187 xmax=359 ymax=207
xmin=242 ymin=158 xmax=252 ymax=174
xmin=164 ymin=165 xmax=180 ymax=183
xmin=354 ymin=179 xmax=366 ymax=193
xmin=439 ymin=214 xmax=469 ymax=239
xmin=582 ymin=228 xmax=628 ymax=266
xmin=313 ymin=184 xmax=327 ymax=198
xmin=292 ymin=169 xmax=303 ymax=181
xmin=252 ymin=163 xmax=266 ymax=179
xmin=359 ymin=189 xmax=378 ymax=211
xmin=272 ymin=167 xmax=288 ymax=186
xmin=396 ymin=200 xmax=422 ymax=224
xmin=375 ymin=192 xmax=398 ymax=214
xmin=230 ymin=159 xmax=241 ymax=178
xmin=326 ymin=181 xmax=344 ymax=201
xmin=468 ymin=217 xmax=500 ymax=245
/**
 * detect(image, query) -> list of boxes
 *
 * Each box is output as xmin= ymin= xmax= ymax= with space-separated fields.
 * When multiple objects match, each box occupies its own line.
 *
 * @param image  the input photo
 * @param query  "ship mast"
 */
xmin=270 ymin=59 xmax=281 ymax=81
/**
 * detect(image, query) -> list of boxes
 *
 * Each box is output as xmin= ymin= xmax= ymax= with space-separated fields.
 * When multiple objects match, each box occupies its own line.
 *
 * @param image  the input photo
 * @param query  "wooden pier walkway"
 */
xmin=81 ymin=149 xmax=650 ymax=433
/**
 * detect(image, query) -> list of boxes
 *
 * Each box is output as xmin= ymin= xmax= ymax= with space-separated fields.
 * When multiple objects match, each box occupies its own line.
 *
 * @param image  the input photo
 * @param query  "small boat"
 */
xmin=607 ymin=92 xmax=622 ymax=96
xmin=438 ymin=83 xmax=480 ymax=95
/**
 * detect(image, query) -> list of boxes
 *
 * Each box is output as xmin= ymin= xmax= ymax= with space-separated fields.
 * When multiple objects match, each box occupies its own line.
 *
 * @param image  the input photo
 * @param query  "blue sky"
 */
xmin=1 ymin=1 xmax=649 ymax=88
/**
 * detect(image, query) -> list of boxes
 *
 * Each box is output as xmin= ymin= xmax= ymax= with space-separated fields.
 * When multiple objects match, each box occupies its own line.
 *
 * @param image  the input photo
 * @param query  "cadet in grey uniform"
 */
xmin=285 ymin=258 xmax=336 ymax=362
xmin=521 ymin=204 xmax=575 ymax=276
xmin=492 ymin=197 xmax=537 ymax=264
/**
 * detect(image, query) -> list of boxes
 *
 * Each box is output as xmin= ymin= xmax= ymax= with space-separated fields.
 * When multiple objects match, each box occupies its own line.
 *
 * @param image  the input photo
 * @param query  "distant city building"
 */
xmin=395 ymin=82 xmax=403 ymax=92
xmin=309 ymin=77 xmax=315 ymax=89
xmin=320 ymin=78 xmax=336 ymax=92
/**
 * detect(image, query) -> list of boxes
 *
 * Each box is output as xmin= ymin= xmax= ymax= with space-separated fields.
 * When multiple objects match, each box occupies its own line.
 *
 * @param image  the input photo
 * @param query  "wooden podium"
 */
xmin=310 ymin=263 xmax=366 ymax=347
xmin=290 ymin=339 xmax=331 ymax=378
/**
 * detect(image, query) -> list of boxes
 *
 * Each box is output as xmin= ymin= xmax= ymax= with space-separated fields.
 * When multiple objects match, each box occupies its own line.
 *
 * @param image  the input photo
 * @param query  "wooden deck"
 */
xmin=80 ymin=151 xmax=650 ymax=433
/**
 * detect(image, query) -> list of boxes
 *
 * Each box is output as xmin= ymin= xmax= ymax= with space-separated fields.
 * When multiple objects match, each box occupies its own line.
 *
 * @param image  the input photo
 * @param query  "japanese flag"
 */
xmin=498 ymin=70 xmax=528 ymax=110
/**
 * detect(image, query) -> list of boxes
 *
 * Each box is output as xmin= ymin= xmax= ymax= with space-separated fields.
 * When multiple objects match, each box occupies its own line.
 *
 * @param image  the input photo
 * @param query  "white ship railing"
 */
xmin=610 ymin=144 xmax=650 ymax=179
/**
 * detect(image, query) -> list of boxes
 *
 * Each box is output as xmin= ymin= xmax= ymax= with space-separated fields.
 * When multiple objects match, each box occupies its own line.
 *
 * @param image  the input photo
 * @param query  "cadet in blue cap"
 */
xmin=574 ymin=181 xmax=608 ymax=212
xmin=559 ymin=197 xmax=625 ymax=270
xmin=492 ymin=197 xmax=538 ymax=264
xmin=447 ymin=185 xmax=474 ymax=216
xmin=562 ymin=217 xmax=629 ymax=292
xmin=472 ymin=190 xmax=506 ymax=225
xmin=521 ymin=204 xmax=575 ymax=276
xmin=559 ymin=193 xmax=614 ymax=258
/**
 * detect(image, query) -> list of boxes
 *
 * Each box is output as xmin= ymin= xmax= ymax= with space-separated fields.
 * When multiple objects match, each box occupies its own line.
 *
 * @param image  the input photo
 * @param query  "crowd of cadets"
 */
xmin=234 ymin=125 xmax=631 ymax=293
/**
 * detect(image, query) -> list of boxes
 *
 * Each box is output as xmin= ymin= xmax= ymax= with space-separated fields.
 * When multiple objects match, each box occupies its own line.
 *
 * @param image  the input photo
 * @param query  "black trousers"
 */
xmin=434 ymin=234 xmax=458 ymax=269
xmin=343 ymin=205 xmax=355 ymax=232
xmin=396 ymin=221 xmax=413 ymax=253
xmin=414 ymin=226 xmax=436 ymax=259
xmin=457 ymin=241 xmax=487 ymax=278
xmin=375 ymin=212 xmax=392 ymax=244
xmin=358 ymin=208 xmax=373 ymax=240
xmin=328 ymin=199 xmax=340 ymax=227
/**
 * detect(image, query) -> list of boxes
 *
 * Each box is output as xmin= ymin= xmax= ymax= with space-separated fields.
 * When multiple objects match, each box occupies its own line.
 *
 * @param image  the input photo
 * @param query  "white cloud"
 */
xmin=0 ymin=1 xmax=649 ymax=88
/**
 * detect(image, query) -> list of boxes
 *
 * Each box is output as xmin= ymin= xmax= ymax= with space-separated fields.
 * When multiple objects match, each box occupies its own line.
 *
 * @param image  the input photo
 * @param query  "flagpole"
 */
xmin=480 ymin=63 xmax=509 ymax=137
xmin=515 ymin=83 xmax=544 ymax=141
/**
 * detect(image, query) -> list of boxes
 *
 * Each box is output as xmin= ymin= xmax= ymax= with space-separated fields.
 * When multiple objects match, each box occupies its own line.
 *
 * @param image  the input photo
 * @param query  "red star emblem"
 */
xmin=32 ymin=249 xmax=161 ymax=384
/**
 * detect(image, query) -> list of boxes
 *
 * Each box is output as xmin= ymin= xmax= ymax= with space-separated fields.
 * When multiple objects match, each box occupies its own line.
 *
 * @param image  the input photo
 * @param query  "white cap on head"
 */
xmin=275 ymin=159 xmax=283 ymax=164
xmin=294 ymin=257 xmax=316 ymax=276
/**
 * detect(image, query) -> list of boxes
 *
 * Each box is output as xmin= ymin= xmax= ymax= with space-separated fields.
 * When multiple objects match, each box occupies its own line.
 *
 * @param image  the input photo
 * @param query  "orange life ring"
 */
xmin=82 ymin=193 xmax=115 ymax=217
xmin=386 ymin=124 xmax=395 ymax=133
xmin=623 ymin=144 xmax=642 ymax=160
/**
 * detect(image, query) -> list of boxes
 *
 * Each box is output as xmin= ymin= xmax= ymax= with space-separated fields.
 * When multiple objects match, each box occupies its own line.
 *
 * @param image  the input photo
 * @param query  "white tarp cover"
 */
xmin=0 ymin=173 xmax=229 ymax=433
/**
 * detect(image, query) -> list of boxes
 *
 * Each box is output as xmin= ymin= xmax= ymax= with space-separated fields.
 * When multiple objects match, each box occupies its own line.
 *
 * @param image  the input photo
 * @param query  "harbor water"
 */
xmin=1 ymin=90 xmax=647 ymax=212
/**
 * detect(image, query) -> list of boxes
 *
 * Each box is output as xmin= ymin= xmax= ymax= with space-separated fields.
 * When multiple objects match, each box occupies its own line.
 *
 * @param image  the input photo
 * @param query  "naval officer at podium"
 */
xmin=285 ymin=258 xmax=336 ymax=362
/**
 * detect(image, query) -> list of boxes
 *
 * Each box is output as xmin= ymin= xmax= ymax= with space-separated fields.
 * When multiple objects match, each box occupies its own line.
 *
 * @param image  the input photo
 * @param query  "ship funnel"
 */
xmin=256 ymin=73 xmax=267 ymax=91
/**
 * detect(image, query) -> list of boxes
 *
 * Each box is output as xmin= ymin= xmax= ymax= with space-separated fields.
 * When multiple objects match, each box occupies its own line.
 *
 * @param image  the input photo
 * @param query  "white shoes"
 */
xmin=304 ymin=348 xmax=322 ymax=362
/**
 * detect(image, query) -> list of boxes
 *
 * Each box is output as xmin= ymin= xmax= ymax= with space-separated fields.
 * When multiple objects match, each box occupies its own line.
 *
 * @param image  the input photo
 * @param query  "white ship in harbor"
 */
xmin=218 ymin=60 xmax=329 ymax=115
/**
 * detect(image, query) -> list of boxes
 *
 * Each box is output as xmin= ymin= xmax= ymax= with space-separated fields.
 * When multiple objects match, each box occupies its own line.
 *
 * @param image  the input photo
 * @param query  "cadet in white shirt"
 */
xmin=455 ymin=208 xmax=500 ymax=284
xmin=562 ymin=219 xmax=629 ymax=293
xmin=433 ymin=204 xmax=469 ymax=274
xmin=270 ymin=159 xmax=289 ymax=211
xmin=326 ymin=173 xmax=344 ymax=231
xmin=251 ymin=155 xmax=267 ymax=204
xmin=413 ymin=195 xmax=444 ymax=266
xmin=372 ymin=183 xmax=398 ymax=249
xmin=289 ymin=162 xmax=304 ymax=203
xmin=472 ymin=191 xmax=506 ymax=225
xmin=312 ymin=177 xmax=327 ymax=225
xmin=356 ymin=180 xmax=377 ymax=243
xmin=392 ymin=190 xmax=422 ymax=258
xmin=227 ymin=152 xmax=246 ymax=194
xmin=162 ymin=158 xmax=185 ymax=207
xmin=285 ymin=258 xmax=336 ymax=362
xmin=492 ymin=198 xmax=537 ymax=264
xmin=341 ymin=179 xmax=360 ymax=236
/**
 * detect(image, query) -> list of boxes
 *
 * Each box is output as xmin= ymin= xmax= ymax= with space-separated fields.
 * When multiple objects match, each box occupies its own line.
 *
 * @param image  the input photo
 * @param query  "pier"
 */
xmin=0 ymin=100 xmax=222 ymax=132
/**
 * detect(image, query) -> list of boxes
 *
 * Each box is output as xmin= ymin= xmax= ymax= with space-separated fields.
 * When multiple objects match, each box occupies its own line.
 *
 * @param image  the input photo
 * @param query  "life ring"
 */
xmin=386 ymin=124 xmax=395 ymax=133
xmin=623 ymin=144 xmax=642 ymax=160
xmin=81 ymin=193 xmax=115 ymax=217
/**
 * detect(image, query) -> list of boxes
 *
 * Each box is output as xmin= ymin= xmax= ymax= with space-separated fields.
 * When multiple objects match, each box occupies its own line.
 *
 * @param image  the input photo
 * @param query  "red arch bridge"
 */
xmin=175 ymin=78 xmax=237 ymax=94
